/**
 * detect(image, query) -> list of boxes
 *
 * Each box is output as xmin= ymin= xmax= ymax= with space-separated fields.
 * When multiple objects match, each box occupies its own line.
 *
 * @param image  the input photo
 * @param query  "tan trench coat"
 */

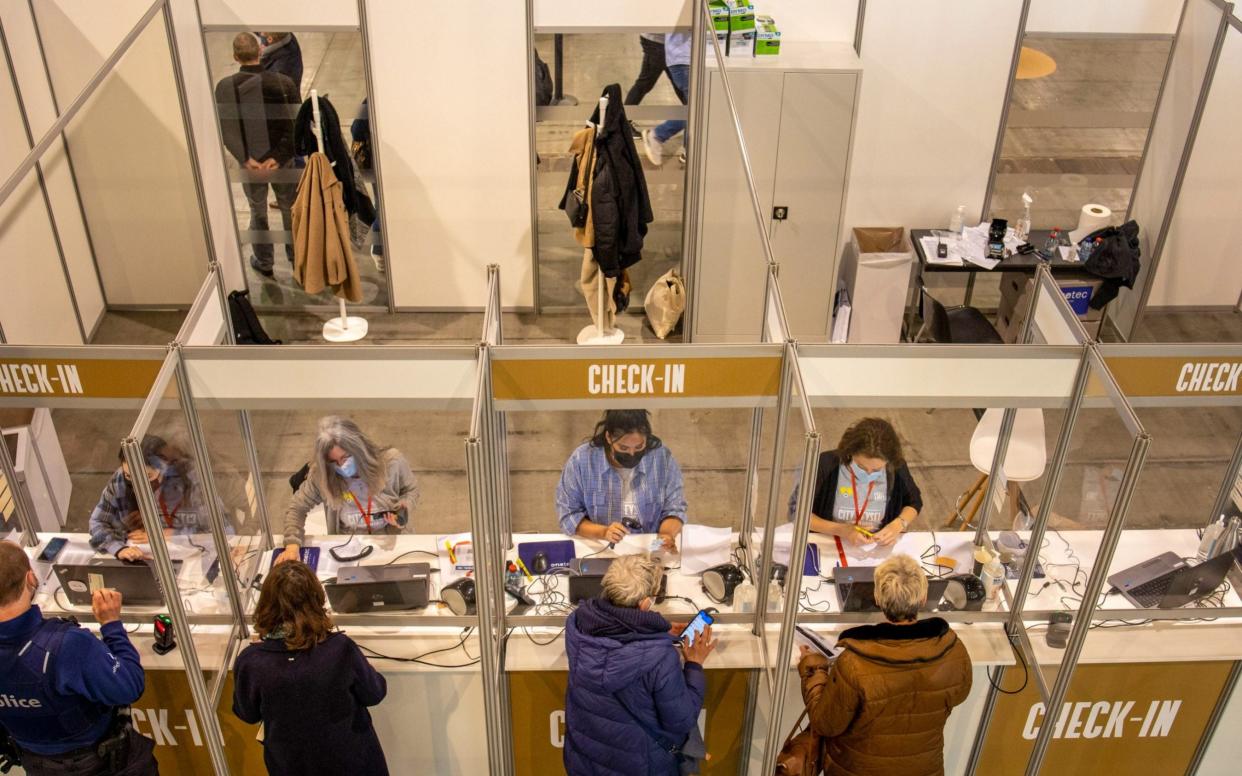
xmin=292 ymin=151 xmax=362 ymax=303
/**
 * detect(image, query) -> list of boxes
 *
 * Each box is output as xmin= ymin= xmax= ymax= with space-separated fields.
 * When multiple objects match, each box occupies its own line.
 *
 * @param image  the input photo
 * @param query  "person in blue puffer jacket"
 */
xmin=564 ymin=554 xmax=716 ymax=776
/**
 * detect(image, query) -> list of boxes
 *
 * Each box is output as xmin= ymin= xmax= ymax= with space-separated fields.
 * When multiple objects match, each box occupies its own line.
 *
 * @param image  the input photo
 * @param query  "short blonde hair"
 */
xmin=601 ymin=555 xmax=661 ymax=608
xmin=874 ymin=554 xmax=928 ymax=622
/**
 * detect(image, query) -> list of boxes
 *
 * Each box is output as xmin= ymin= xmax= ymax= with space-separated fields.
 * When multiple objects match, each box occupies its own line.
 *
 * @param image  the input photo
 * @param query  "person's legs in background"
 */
xmin=243 ymin=180 xmax=274 ymax=276
xmin=625 ymin=36 xmax=667 ymax=105
xmin=273 ymin=163 xmax=298 ymax=264
xmin=642 ymin=64 xmax=690 ymax=166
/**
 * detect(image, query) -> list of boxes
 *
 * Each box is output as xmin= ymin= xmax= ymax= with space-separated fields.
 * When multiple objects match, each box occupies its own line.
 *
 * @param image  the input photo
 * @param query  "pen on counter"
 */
xmin=853 ymin=526 xmax=875 ymax=538
xmin=515 ymin=557 xmax=534 ymax=581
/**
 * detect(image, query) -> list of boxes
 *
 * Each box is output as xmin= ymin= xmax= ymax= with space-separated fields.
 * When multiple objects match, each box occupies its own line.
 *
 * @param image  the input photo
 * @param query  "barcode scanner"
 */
xmin=152 ymin=614 xmax=176 ymax=655
xmin=608 ymin=516 xmax=644 ymax=549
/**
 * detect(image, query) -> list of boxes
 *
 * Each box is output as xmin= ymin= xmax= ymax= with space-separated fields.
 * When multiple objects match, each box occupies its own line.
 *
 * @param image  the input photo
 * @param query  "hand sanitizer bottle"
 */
xmin=949 ymin=204 xmax=965 ymax=236
xmin=1016 ymin=192 xmax=1033 ymax=241
xmin=1197 ymin=515 xmax=1227 ymax=562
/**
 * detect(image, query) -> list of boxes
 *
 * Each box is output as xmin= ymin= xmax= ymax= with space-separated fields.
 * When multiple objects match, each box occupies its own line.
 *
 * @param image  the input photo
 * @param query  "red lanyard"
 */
xmin=157 ymin=491 xmax=179 ymax=529
xmin=345 ymin=490 xmax=374 ymax=531
xmin=834 ymin=467 xmax=877 ymax=569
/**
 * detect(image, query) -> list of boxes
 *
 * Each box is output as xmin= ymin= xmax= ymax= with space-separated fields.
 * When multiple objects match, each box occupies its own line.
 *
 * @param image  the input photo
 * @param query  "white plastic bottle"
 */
xmin=767 ymin=579 xmax=783 ymax=612
xmin=1197 ymin=515 xmax=1226 ymax=562
xmin=734 ymin=580 xmax=757 ymax=613
xmin=949 ymin=204 xmax=965 ymax=235
xmin=1016 ymin=192 xmax=1033 ymax=241
xmin=979 ymin=549 xmax=1004 ymax=603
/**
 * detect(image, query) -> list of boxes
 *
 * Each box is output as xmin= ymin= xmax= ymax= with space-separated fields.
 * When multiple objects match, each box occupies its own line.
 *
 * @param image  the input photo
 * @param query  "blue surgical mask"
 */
xmin=333 ymin=456 xmax=358 ymax=478
xmin=850 ymin=461 xmax=884 ymax=486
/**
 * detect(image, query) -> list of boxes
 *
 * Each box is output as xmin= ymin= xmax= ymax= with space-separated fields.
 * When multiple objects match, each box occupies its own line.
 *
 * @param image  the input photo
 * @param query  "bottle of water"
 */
xmin=1219 ymin=516 xmax=1240 ymax=558
xmin=1197 ymin=516 xmax=1227 ymax=562
xmin=949 ymin=205 xmax=965 ymax=236
xmin=1041 ymin=229 xmax=1060 ymax=260
xmin=734 ymin=581 xmax=757 ymax=613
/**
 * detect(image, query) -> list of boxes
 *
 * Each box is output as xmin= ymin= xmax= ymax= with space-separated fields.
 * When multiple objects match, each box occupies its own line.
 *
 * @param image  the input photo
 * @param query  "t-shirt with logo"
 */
xmin=339 ymin=478 xmax=381 ymax=532
xmin=830 ymin=464 xmax=888 ymax=532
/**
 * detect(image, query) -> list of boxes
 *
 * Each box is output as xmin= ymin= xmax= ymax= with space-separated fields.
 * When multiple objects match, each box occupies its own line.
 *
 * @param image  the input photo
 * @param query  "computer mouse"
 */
xmin=531 ymin=552 xmax=549 ymax=575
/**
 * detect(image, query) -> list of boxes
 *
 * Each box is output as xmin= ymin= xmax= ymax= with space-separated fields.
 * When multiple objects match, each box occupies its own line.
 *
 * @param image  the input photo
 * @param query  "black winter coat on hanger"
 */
xmin=293 ymin=94 xmax=369 ymax=219
xmin=588 ymin=83 xmax=653 ymax=277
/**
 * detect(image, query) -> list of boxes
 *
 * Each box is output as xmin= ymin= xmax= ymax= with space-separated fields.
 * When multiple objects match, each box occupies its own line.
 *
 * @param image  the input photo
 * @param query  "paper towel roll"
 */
xmin=1069 ymin=204 xmax=1111 ymax=244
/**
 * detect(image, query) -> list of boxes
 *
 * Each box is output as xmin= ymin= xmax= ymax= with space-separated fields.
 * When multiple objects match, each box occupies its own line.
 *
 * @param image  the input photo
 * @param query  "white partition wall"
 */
xmin=1148 ymin=20 xmax=1242 ymax=310
xmin=843 ymin=0 xmax=1023 ymax=237
xmin=367 ymin=0 xmax=533 ymax=310
xmin=198 ymin=0 xmax=358 ymax=28
xmin=1111 ymin=0 xmax=1227 ymax=336
xmin=533 ymin=0 xmax=859 ymax=42
xmin=1026 ymin=0 xmax=1183 ymax=35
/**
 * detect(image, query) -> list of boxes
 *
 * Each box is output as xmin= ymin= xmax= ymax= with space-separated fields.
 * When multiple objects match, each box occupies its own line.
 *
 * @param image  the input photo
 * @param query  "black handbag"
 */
xmin=565 ymin=133 xmax=596 ymax=229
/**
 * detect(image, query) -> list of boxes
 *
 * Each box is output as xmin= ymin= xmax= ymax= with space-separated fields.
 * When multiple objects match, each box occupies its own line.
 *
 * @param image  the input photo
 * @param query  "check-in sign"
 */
xmin=1105 ymin=356 xmax=1242 ymax=398
xmin=491 ymin=357 xmax=782 ymax=405
xmin=0 ymin=359 xmax=162 ymax=400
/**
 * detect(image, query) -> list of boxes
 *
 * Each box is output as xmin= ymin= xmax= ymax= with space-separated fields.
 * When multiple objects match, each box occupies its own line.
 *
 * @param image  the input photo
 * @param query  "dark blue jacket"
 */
xmin=260 ymin=33 xmax=303 ymax=91
xmin=233 ymin=631 xmax=388 ymax=776
xmin=564 ymin=598 xmax=705 ymax=776
xmin=0 ymin=606 xmax=145 ymax=755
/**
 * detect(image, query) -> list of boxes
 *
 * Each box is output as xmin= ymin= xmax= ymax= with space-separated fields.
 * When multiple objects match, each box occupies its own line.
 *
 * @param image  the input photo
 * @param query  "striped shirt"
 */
xmin=556 ymin=443 xmax=688 ymax=535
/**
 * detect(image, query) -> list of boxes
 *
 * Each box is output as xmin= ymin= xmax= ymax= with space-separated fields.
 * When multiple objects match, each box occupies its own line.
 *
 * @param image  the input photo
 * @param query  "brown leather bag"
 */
xmin=775 ymin=709 xmax=824 ymax=776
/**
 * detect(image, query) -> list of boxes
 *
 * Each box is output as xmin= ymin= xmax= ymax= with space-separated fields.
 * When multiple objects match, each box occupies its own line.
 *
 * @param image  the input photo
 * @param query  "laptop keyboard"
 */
xmin=1128 ymin=574 xmax=1174 ymax=608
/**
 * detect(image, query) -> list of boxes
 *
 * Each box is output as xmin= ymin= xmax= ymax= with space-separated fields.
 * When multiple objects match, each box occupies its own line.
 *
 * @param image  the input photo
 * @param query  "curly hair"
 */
xmin=253 ymin=560 xmax=334 ymax=651
xmin=836 ymin=417 xmax=905 ymax=467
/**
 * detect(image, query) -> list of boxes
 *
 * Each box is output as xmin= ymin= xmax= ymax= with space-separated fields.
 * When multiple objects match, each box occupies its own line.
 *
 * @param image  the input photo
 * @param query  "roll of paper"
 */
xmin=1069 ymin=203 xmax=1111 ymax=244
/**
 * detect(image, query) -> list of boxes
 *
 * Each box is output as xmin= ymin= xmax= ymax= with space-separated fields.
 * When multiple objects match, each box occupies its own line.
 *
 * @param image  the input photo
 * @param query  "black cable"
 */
xmin=580 ymin=543 xmax=610 ymax=559
xmin=356 ymin=627 xmax=480 ymax=667
xmin=382 ymin=549 xmax=441 ymax=567
xmin=986 ymin=634 xmax=1030 ymax=695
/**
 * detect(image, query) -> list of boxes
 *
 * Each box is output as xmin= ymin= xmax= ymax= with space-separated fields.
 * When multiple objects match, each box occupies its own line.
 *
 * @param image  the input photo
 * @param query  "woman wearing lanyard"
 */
xmin=788 ymin=418 xmax=922 ymax=549
xmin=277 ymin=416 xmax=418 ymax=565
xmin=556 ymin=409 xmax=687 ymax=551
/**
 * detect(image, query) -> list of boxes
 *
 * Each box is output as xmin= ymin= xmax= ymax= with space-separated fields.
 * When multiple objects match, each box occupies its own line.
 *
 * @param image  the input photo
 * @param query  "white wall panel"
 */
xmin=762 ymin=0 xmax=858 ymax=43
xmin=843 ymin=0 xmax=1022 ymax=240
xmin=534 ymin=0 xmax=858 ymax=41
xmin=35 ymin=4 xmax=209 ymax=306
xmin=0 ymin=0 xmax=104 ymax=334
xmin=1027 ymin=0 xmax=1182 ymax=35
xmin=198 ymin=0 xmax=357 ymax=28
xmin=368 ymin=0 xmax=533 ymax=309
xmin=1148 ymin=27 xmax=1242 ymax=308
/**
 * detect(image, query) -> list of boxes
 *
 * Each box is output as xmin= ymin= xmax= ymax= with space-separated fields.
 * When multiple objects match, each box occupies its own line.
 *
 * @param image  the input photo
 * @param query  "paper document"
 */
xmin=680 ymin=524 xmax=733 ymax=575
xmin=919 ymin=236 xmax=964 ymax=266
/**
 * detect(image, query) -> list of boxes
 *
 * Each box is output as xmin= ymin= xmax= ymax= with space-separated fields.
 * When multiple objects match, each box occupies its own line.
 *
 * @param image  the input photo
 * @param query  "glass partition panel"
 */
xmin=202 ymin=29 xmax=389 ymax=320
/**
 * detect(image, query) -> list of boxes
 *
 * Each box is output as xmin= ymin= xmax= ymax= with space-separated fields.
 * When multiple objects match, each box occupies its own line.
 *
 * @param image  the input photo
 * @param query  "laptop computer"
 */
xmin=1108 ymin=547 xmax=1242 ymax=609
xmin=832 ymin=565 xmax=950 ymax=612
xmin=325 ymin=563 xmax=431 ymax=613
xmin=54 ymin=558 xmax=183 ymax=607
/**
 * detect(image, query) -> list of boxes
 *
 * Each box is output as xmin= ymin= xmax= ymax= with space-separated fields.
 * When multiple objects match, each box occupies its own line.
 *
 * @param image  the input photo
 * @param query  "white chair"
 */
xmin=945 ymin=408 xmax=1047 ymax=530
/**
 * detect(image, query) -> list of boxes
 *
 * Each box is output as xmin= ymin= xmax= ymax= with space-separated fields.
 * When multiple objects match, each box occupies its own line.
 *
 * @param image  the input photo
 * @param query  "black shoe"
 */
xmin=250 ymin=256 xmax=275 ymax=278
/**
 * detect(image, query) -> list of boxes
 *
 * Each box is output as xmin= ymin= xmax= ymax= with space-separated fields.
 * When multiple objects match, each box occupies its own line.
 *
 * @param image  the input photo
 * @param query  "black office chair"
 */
xmin=289 ymin=462 xmax=310 ymax=493
xmin=916 ymin=287 xmax=1003 ymax=344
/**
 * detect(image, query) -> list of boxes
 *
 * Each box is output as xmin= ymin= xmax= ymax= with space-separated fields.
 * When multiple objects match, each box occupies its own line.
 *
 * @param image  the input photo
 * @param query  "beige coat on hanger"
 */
xmin=292 ymin=152 xmax=362 ymax=303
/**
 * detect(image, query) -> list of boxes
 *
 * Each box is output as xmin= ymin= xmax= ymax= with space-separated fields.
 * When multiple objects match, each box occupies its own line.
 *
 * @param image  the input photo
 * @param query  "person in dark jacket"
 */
xmin=798 ymin=554 xmax=972 ymax=776
xmin=260 ymin=32 xmax=303 ymax=93
xmin=564 ymin=554 xmax=715 ymax=776
xmin=588 ymin=83 xmax=653 ymax=279
xmin=0 ymin=541 xmax=158 ymax=775
xmin=789 ymin=417 xmax=923 ymax=547
xmin=214 ymin=32 xmax=301 ymax=277
xmin=232 ymin=560 xmax=388 ymax=776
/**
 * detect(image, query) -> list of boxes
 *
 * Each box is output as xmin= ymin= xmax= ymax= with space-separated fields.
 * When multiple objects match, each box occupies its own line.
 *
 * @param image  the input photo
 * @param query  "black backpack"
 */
xmin=1082 ymin=220 xmax=1142 ymax=309
xmin=227 ymin=290 xmax=281 ymax=345
xmin=534 ymin=50 xmax=554 ymax=107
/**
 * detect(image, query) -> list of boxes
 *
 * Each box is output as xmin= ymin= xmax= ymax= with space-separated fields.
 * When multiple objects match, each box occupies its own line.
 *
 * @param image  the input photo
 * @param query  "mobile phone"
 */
xmin=38 ymin=537 xmax=69 ymax=563
xmin=680 ymin=609 xmax=715 ymax=648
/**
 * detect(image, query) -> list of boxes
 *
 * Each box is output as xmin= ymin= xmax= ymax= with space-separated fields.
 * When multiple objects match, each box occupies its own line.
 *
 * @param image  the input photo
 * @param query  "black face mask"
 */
xmin=612 ymin=448 xmax=646 ymax=469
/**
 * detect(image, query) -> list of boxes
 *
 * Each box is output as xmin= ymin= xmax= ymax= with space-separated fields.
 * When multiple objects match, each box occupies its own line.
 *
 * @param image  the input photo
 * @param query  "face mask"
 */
xmin=850 ymin=461 xmax=884 ymax=485
xmin=333 ymin=456 xmax=358 ymax=478
xmin=612 ymin=448 xmax=646 ymax=469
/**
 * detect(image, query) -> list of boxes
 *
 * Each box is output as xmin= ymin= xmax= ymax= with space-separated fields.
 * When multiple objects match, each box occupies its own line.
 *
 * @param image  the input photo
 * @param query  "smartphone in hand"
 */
xmin=680 ymin=609 xmax=715 ymax=648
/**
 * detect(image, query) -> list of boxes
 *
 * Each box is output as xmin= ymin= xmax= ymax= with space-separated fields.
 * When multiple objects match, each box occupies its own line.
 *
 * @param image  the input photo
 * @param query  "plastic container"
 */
xmin=1197 ymin=516 xmax=1226 ymax=562
xmin=949 ymin=205 xmax=965 ymax=235
xmin=981 ymin=553 xmax=1005 ymax=603
xmin=734 ymin=581 xmax=757 ymax=613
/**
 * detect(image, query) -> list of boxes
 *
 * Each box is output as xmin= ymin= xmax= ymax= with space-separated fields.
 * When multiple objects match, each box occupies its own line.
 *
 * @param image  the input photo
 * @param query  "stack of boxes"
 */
xmin=994 ymin=273 xmax=1105 ymax=342
xmin=708 ymin=1 xmax=779 ymax=57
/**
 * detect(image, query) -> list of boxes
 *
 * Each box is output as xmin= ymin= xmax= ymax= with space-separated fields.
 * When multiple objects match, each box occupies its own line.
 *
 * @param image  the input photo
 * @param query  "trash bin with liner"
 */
xmin=838 ymin=227 xmax=915 ymax=343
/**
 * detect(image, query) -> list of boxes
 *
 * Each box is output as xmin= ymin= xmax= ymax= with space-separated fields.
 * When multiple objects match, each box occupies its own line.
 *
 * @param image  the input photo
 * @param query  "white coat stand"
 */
xmin=309 ymin=89 xmax=369 ymax=343
xmin=576 ymin=95 xmax=624 ymax=346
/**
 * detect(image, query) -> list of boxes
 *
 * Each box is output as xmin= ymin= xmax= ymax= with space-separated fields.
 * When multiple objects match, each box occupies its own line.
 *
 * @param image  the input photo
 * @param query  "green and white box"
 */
xmin=709 ymin=1 xmax=730 ymax=32
xmin=729 ymin=3 xmax=756 ymax=33
xmin=729 ymin=30 xmax=755 ymax=57
xmin=755 ymin=14 xmax=781 ymax=56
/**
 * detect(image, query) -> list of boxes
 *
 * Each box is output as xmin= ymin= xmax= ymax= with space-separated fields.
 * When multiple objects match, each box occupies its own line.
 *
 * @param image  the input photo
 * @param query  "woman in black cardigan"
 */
xmin=791 ymin=417 xmax=923 ymax=547
xmin=232 ymin=561 xmax=389 ymax=775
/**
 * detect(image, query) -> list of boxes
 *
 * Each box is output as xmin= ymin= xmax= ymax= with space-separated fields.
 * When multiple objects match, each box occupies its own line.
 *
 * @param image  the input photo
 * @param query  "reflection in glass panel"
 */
xmin=534 ymin=33 xmax=686 ymax=336
xmin=205 ymin=31 xmax=388 ymax=312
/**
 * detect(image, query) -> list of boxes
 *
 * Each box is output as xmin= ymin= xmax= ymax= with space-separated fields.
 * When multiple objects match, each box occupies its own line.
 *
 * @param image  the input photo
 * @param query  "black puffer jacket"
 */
xmin=589 ymin=83 xmax=653 ymax=277
xmin=293 ymin=94 xmax=368 ymax=218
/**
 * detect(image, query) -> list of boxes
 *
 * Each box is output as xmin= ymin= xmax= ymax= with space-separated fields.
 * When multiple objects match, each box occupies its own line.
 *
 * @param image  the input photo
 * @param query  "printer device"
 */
xmin=325 ymin=563 xmax=430 ymax=613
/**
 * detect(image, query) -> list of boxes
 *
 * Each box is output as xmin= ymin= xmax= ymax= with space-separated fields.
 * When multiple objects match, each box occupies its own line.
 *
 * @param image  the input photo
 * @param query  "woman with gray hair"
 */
xmin=276 ymin=417 xmax=417 ymax=564
xmin=794 ymin=554 xmax=972 ymax=775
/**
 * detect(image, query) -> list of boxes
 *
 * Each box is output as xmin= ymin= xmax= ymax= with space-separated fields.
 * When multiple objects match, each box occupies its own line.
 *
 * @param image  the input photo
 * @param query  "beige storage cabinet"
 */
xmin=691 ymin=43 xmax=861 ymax=342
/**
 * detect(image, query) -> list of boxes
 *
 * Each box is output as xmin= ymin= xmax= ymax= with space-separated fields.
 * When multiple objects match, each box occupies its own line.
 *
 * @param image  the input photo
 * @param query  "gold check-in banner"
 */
xmin=492 ymin=357 xmax=782 ymax=404
xmin=0 ymin=358 xmax=162 ymax=400
xmin=1104 ymin=356 xmax=1242 ymax=399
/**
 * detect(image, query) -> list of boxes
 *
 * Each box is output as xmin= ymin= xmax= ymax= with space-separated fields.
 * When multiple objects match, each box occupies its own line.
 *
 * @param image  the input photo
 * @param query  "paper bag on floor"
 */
xmin=644 ymin=269 xmax=685 ymax=339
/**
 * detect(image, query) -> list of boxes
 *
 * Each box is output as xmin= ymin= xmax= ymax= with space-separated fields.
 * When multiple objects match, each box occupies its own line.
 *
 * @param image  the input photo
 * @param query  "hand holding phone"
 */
xmin=679 ymin=609 xmax=715 ymax=648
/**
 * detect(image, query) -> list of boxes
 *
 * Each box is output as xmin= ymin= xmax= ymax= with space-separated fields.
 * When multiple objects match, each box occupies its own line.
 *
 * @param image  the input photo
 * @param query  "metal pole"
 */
xmin=979 ymin=0 xmax=1032 ymax=223
xmin=681 ymin=0 xmax=709 ymax=341
xmin=1187 ymin=660 xmax=1242 ymax=775
xmin=0 ymin=429 xmax=39 ymax=546
xmin=171 ymin=345 xmax=249 ymax=639
xmin=122 ymin=436 xmax=231 ymax=776
xmin=358 ymin=0 xmax=397 ymax=312
xmin=752 ymin=344 xmax=794 ymax=634
xmin=1024 ymin=433 xmax=1150 ymax=776
xmin=1126 ymin=0 xmax=1189 ymax=223
xmin=974 ymin=407 xmax=1017 ymax=543
xmin=737 ymin=668 xmax=762 ymax=775
xmin=523 ymin=1 xmax=543 ymax=314
xmin=759 ymin=432 xmax=821 ymax=776
xmin=1127 ymin=4 xmax=1232 ymax=340
xmin=853 ymin=0 xmax=867 ymax=56
xmin=553 ymin=33 xmax=565 ymax=103
xmin=465 ymin=437 xmax=504 ymax=772
xmin=1208 ymin=430 xmax=1242 ymax=523
xmin=738 ymin=408 xmax=765 ymax=547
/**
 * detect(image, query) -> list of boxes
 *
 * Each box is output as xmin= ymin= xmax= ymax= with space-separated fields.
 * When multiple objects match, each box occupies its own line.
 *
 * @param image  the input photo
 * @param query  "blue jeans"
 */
xmin=654 ymin=64 xmax=690 ymax=144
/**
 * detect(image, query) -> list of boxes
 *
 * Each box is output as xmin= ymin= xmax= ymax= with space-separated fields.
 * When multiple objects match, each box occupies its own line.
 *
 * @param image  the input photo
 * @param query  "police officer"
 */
xmin=0 ymin=541 xmax=158 ymax=775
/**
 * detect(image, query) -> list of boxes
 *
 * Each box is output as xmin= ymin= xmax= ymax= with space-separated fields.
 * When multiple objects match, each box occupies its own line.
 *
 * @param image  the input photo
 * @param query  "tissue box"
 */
xmin=755 ymin=15 xmax=781 ymax=56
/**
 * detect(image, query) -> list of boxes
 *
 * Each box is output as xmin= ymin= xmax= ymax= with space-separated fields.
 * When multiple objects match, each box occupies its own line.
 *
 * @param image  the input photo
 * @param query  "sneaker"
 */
xmin=678 ymin=148 xmax=687 ymax=166
xmin=372 ymin=249 xmax=385 ymax=273
xmin=629 ymin=120 xmax=641 ymax=139
xmin=642 ymin=129 xmax=665 ymax=167
xmin=249 ymin=256 xmax=274 ymax=278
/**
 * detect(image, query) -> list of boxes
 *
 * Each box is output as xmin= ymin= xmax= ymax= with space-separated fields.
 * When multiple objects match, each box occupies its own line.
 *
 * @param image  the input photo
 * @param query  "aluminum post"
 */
xmin=752 ymin=345 xmax=794 ymax=634
xmin=1208 ymin=430 xmax=1242 ymax=524
xmin=681 ymin=0 xmax=709 ymax=340
xmin=0 ymin=426 xmax=38 ymax=546
xmin=123 ymin=436 xmax=231 ymax=776
xmin=974 ymin=407 xmax=1017 ymax=543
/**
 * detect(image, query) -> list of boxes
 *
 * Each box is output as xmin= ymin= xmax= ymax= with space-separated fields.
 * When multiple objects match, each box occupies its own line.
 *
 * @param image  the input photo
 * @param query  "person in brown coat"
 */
xmin=798 ymin=554 xmax=972 ymax=776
